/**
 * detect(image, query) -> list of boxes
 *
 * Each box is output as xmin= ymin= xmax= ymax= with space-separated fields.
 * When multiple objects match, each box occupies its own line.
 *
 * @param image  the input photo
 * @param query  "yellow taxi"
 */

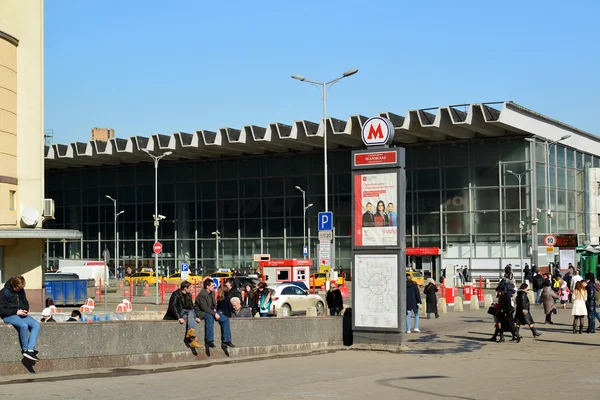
xmin=164 ymin=272 xmax=203 ymax=285
xmin=406 ymin=271 xmax=425 ymax=286
xmin=309 ymin=273 xmax=344 ymax=288
xmin=122 ymin=272 xmax=163 ymax=287
xmin=207 ymin=271 xmax=233 ymax=279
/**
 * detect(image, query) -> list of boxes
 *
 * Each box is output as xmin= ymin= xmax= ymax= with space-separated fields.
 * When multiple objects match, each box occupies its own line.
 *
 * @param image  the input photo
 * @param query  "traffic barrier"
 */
xmin=469 ymin=297 xmax=480 ymax=311
xmin=445 ymin=287 xmax=455 ymax=306
xmin=80 ymin=305 xmax=94 ymax=313
xmin=124 ymin=289 xmax=129 ymax=297
xmin=85 ymin=298 xmax=95 ymax=308
xmin=116 ymin=303 xmax=127 ymax=312
xmin=464 ymin=284 xmax=473 ymax=303
xmin=122 ymin=299 xmax=132 ymax=312
xmin=454 ymin=297 xmax=464 ymax=312
xmin=143 ymin=287 xmax=149 ymax=296
xmin=437 ymin=298 xmax=447 ymax=314
xmin=484 ymin=294 xmax=493 ymax=309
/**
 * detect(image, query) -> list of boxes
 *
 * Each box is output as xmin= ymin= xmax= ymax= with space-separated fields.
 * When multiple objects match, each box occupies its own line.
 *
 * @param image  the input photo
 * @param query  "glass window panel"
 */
xmin=242 ymin=219 xmax=261 ymax=237
xmin=576 ymin=151 xmax=583 ymax=169
xmin=118 ymin=186 xmax=136 ymax=204
xmin=556 ymin=146 xmax=565 ymax=167
xmin=474 ymin=212 xmax=500 ymax=234
xmin=287 ymin=218 xmax=304 ymax=237
xmin=242 ymin=199 xmax=261 ymax=218
xmin=80 ymin=170 xmax=97 ymax=188
xmin=536 ymin=163 xmax=546 ymax=187
xmin=445 ymin=235 xmax=469 ymax=244
xmin=417 ymin=191 xmax=441 ymax=213
xmin=332 ymin=151 xmax=351 ymax=173
xmin=308 ymin=175 xmax=324 ymax=195
xmin=264 ymin=177 xmax=284 ymax=197
xmin=556 ymin=167 xmax=566 ymax=189
xmin=443 ymin=167 xmax=469 ymax=189
xmin=417 ymin=237 xmax=441 ymax=247
xmin=567 ymin=191 xmax=576 ymax=212
xmin=470 ymin=141 xmax=498 ymax=165
xmin=585 ymin=154 xmax=592 ymax=168
xmin=567 ymin=169 xmax=576 ymax=190
xmin=556 ymin=212 xmax=567 ymax=231
xmin=443 ymin=190 xmax=468 ymax=211
xmin=201 ymin=201 xmax=217 ymax=220
xmin=176 ymin=221 xmax=196 ymax=240
xmin=503 ymin=187 xmax=526 ymax=210
xmin=218 ymin=180 xmax=238 ymax=199
xmin=265 ymin=218 xmax=284 ymax=237
xmin=472 ymin=166 xmax=498 ymax=187
xmin=549 ymin=145 xmax=556 ymax=165
xmin=406 ymin=192 xmax=414 ymax=213
xmin=239 ymin=158 xmax=261 ymax=178
xmin=284 ymin=176 xmax=308 ymax=197
xmin=176 ymin=184 xmax=195 ymax=201
xmin=557 ymin=190 xmax=567 ymax=211
xmin=416 ymin=213 xmax=440 ymax=235
xmin=575 ymin=170 xmax=583 ymax=191
xmin=159 ymin=184 xmax=174 ymax=202
xmin=535 ymin=142 xmax=546 ymax=164
xmin=221 ymin=220 xmax=238 ymax=238
xmin=220 ymin=200 xmax=239 ymax=219
xmin=264 ymin=158 xmax=284 ymax=176
xmin=441 ymin=144 xmax=468 ymax=166
xmin=473 ymin=188 xmax=499 ymax=211
xmin=217 ymin=161 xmax=238 ymax=180
xmin=286 ymin=238 xmax=305 ymax=260
xmin=576 ymin=192 xmax=584 ymax=213
xmin=333 ymin=195 xmax=351 ymax=216
xmin=416 ymin=169 xmax=440 ymax=190
xmin=241 ymin=179 xmax=262 ymax=198
xmin=566 ymin=149 xmax=575 ymax=168
xmin=536 ymin=188 xmax=546 ymax=209
xmin=84 ymin=188 xmax=98 ymax=205
xmin=577 ymin=213 xmax=584 ymax=233
xmin=594 ymin=157 xmax=600 ymax=168
xmin=500 ymin=140 xmax=526 ymax=162
xmin=197 ymin=162 xmax=216 ymax=181
xmin=263 ymin=198 xmax=284 ymax=218
xmin=264 ymin=239 xmax=284 ymax=259
xmin=503 ymin=211 xmax=521 ymax=234
xmin=568 ymin=213 xmax=577 ymax=231
xmin=335 ymin=215 xmax=351 ymax=237
xmin=413 ymin=146 xmax=439 ymax=168
xmin=445 ymin=212 xmax=469 ymax=234
xmin=199 ymin=220 xmax=217 ymax=238
xmin=334 ymin=173 xmax=352 ymax=195
xmin=549 ymin=166 xmax=556 ymax=189
xmin=136 ymin=185 xmax=153 ymax=204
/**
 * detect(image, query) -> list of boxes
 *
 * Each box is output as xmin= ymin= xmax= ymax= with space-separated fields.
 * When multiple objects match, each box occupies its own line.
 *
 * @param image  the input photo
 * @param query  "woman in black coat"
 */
xmin=423 ymin=279 xmax=439 ymax=319
xmin=497 ymin=287 xmax=522 ymax=343
xmin=515 ymin=283 xmax=541 ymax=337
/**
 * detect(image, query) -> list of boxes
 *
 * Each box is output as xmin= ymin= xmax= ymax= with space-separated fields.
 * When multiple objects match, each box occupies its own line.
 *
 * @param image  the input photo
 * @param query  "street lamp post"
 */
xmin=141 ymin=149 xmax=172 ymax=305
xmin=105 ymin=195 xmax=124 ymax=278
xmin=291 ymin=69 xmax=358 ymax=212
xmin=295 ymin=186 xmax=313 ymax=259
xmin=212 ymin=231 xmax=220 ymax=270
xmin=505 ymin=169 xmax=532 ymax=283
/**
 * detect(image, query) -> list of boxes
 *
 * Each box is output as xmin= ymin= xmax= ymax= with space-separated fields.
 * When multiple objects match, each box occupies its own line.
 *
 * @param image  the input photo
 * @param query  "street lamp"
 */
xmin=525 ymin=134 xmax=570 ymax=235
xmin=291 ymin=68 xmax=358 ymax=212
xmin=505 ymin=168 xmax=532 ymax=283
xmin=295 ymin=186 xmax=313 ymax=259
xmin=141 ymin=148 xmax=172 ymax=305
xmin=212 ymin=231 xmax=221 ymax=270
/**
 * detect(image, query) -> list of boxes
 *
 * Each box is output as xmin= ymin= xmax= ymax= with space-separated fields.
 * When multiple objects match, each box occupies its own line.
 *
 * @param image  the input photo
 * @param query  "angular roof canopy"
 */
xmin=44 ymin=101 xmax=599 ymax=169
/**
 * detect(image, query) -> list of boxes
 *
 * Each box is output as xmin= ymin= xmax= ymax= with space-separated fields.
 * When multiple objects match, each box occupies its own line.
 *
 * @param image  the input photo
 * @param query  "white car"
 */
xmin=269 ymin=283 xmax=325 ymax=316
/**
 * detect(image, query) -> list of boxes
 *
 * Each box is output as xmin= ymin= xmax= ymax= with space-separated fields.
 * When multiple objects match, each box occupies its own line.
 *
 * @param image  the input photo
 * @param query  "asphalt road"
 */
xmin=3 ymin=303 xmax=600 ymax=399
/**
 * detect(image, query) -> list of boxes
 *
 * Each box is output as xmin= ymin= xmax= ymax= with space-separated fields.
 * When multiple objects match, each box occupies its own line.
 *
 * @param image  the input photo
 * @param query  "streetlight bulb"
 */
xmin=291 ymin=75 xmax=306 ymax=81
xmin=506 ymin=170 xmax=514 ymax=174
xmin=307 ymin=203 xmax=314 ymax=208
xmin=343 ymin=68 xmax=358 ymax=77
xmin=105 ymin=195 xmax=114 ymax=200
xmin=559 ymin=134 xmax=571 ymax=141
xmin=163 ymin=151 xmax=173 ymax=156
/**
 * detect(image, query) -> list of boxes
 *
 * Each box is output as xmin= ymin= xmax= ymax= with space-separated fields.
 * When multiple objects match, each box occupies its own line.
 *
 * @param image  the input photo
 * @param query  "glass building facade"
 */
xmin=44 ymin=137 xmax=600 ymax=277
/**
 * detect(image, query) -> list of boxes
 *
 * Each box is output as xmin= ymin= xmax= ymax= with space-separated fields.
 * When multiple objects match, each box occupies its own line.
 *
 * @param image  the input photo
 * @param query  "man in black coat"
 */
xmin=164 ymin=281 xmax=202 ymax=348
xmin=406 ymin=275 xmax=422 ymax=333
xmin=532 ymin=272 xmax=544 ymax=305
xmin=326 ymin=283 xmax=344 ymax=316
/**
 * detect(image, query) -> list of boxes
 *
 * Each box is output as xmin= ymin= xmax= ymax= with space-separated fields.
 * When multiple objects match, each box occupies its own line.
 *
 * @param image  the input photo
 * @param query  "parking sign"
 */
xmin=318 ymin=212 xmax=333 ymax=231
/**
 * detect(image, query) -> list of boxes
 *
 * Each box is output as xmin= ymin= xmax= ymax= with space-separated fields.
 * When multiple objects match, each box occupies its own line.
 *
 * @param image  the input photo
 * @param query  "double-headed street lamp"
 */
xmin=291 ymin=68 xmax=358 ymax=212
xmin=212 ymin=231 xmax=221 ymax=270
xmin=505 ymin=168 xmax=532 ymax=283
xmin=295 ymin=186 xmax=313 ymax=259
xmin=104 ymin=195 xmax=124 ymax=278
xmin=141 ymin=148 xmax=172 ymax=305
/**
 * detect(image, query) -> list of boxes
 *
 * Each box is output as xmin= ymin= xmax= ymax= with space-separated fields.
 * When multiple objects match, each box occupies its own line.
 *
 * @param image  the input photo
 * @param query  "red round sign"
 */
xmin=153 ymin=242 xmax=162 ymax=254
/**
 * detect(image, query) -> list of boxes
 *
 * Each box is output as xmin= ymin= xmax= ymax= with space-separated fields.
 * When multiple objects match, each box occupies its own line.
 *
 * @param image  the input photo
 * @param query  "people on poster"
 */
xmin=362 ymin=202 xmax=374 ymax=227
xmin=387 ymin=203 xmax=397 ymax=227
xmin=373 ymin=200 xmax=389 ymax=227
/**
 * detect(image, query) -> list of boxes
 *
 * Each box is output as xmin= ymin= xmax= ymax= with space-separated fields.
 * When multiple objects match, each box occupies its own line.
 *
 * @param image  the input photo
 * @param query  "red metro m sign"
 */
xmin=361 ymin=116 xmax=395 ymax=147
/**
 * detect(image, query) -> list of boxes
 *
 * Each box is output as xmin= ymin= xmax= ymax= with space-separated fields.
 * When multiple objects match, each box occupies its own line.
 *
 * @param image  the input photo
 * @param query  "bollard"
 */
xmin=454 ymin=296 xmax=464 ymax=312
xmin=306 ymin=306 xmax=317 ymax=317
xmin=470 ymin=296 xmax=480 ymax=311
xmin=437 ymin=298 xmax=447 ymax=314
xmin=124 ymin=289 xmax=129 ymax=297
xmin=484 ymin=294 xmax=493 ymax=309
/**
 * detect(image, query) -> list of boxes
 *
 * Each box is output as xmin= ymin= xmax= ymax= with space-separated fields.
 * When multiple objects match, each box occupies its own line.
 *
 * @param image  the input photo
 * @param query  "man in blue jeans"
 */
xmin=194 ymin=278 xmax=235 ymax=350
xmin=0 ymin=276 xmax=40 ymax=361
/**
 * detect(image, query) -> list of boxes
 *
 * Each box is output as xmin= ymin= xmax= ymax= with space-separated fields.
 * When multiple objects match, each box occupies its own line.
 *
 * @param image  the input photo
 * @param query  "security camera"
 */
xmin=547 ymin=210 xmax=553 ymax=218
xmin=536 ymin=208 xmax=542 ymax=213
xmin=153 ymin=214 xmax=166 ymax=220
xmin=532 ymin=219 xmax=539 ymax=225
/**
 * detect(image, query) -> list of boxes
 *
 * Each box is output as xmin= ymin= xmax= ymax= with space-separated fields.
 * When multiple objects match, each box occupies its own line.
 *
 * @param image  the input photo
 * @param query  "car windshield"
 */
xmin=413 ymin=272 xmax=423 ymax=278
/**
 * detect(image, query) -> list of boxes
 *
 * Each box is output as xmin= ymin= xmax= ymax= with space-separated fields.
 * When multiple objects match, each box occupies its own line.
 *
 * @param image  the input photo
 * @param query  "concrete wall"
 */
xmin=0 ymin=317 xmax=343 ymax=375
xmin=3 ymin=238 xmax=44 ymax=309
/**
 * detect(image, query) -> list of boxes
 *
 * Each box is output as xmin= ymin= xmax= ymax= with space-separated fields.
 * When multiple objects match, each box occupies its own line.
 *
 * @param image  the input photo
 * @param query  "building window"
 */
xmin=9 ymin=190 xmax=16 ymax=211
xmin=597 ymin=214 xmax=600 ymax=227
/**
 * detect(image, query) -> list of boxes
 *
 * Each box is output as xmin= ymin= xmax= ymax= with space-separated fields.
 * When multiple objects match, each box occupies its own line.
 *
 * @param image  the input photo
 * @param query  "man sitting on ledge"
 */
xmin=164 ymin=281 xmax=202 ymax=349
xmin=195 ymin=278 xmax=236 ymax=350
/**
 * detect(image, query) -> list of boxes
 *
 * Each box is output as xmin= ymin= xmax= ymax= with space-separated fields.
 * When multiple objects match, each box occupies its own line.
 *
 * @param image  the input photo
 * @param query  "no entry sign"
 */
xmin=153 ymin=242 xmax=163 ymax=254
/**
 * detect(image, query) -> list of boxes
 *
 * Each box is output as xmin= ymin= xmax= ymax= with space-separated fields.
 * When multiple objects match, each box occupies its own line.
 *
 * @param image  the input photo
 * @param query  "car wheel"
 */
xmin=281 ymin=303 xmax=292 ymax=316
xmin=316 ymin=301 xmax=325 ymax=316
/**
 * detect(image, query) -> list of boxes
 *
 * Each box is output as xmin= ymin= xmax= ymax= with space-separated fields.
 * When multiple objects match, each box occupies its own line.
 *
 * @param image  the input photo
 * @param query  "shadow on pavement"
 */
xmin=400 ymin=375 xmax=449 ymax=380
xmin=376 ymin=377 xmax=476 ymax=399
xmin=535 ymin=338 xmax=600 ymax=347
xmin=446 ymin=335 xmax=492 ymax=343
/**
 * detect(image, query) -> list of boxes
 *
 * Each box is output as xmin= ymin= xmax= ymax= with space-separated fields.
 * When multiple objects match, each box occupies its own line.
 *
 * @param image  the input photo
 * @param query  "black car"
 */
xmin=233 ymin=276 xmax=261 ymax=290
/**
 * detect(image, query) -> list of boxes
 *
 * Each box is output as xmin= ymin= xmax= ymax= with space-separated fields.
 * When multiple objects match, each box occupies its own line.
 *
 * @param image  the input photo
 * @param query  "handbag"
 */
xmin=487 ymin=305 xmax=497 ymax=315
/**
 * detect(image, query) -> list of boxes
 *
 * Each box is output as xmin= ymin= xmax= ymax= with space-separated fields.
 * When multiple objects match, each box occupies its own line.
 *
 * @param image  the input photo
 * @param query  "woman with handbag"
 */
xmin=497 ymin=286 xmax=521 ymax=343
xmin=541 ymin=280 xmax=559 ymax=324
xmin=515 ymin=283 xmax=541 ymax=337
xmin=423 ymin=279 xmax=439 ymax=319
xmin=571 ymin=280 xmax=588 ymax=334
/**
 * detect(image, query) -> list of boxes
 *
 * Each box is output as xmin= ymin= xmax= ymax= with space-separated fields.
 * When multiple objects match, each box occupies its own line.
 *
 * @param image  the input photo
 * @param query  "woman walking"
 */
xmin=423 ymin=279 xmax=439 ymax=319
xmin=571 ymin=281 xmax=588 ymax=334
xmin=515 ymin=283 xmax=541 ymax=337
xmin=406 ymin=275 xmax=422 ymax=333
xmin=497 ymin=286 xmax=521 ymax=342
xmin=541 ymin=281 xmax=559 ymax=324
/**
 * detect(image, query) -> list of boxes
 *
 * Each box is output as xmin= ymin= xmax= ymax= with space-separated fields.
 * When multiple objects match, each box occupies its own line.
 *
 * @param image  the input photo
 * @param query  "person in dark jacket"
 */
xmin=523 ymin=264 xmax=533 ymax=283
xmin=66 ymin=310 xmax=82 ymax=322
xmin=423 ymin=279 xmax=439 ymax=319
xmin=163 ymin=281 xmax=202 ymax=348
xmin=0 ymin=276 xmax=40 ymax=360
xmin=326 ymin=283 xmax=344 ymax=316
xmin=40 ymin=308 xmax=56 ymax=323
xmin=195 ymin=279 xmax=235 ymax=349
xmin=515 ymin=283 xmax=541 ymax=337
xmin=225 ymin=278 xmax=242 ymax=301
xmin=241 ymin=283 xmax=257 ymax=316
xmin=216 ymin=283 xmax=233 ymax=318
xmin=497 ymin=286 xmax=522 ymax=343
xmin=406 ymin=275 xmax=422 ymax=333
xmin=533 ymin=272 xmax=544 ymax=305
xmin=585 ymin=273 xmax=597 ymax=333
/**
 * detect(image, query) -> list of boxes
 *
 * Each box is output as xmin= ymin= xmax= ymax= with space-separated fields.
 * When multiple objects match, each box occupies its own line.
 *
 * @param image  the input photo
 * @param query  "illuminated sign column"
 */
xmin=351 ymin=117 xmax=407 ymax=345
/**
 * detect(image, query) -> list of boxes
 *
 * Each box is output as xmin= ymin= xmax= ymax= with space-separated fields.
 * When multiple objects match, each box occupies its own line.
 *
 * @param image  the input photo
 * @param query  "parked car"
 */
xmin=269 ymin=283 xmax=325 ymax=316
xmin=163 ymin=272 xmax=203 ymax=285
xmin=309 ymin=273 xmax=344 ymax=288
xmin=233 ymin=276 xmax=261 ymax=290
xmin=123 ymin=272 xmax=163 ymax=286
xmin=406 ymin=271 xmax=425 ymax=286
xmin=206 ymin=271 xmax=233 ymax=279
xmin=281 ymin=281 xmax=309 ymax=291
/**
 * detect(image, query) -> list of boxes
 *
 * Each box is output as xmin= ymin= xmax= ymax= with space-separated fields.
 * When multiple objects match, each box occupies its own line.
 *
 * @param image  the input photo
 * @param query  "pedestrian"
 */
xmin=326 ymin=282 xmax=344 ymax=316
xmin=541 ymin=281 xmax=558 ymax=324
xmin=463 ymin=266 xmax=470 ymax=283
xmin=126 ymin=266 xmax=132 ymax=276
xmin=230 ymin=297 xmax=253 ymax=318
xmin=559 ymin=280 xmax=570 ymax=309
xmin=496 ymin=285 xmax=521 ymax=342
xmin=216 ymin=283 xmax=233 ymax=318
xmin=533 ymin=271 xmax=544 ymax=305
xmin=563 ymin=270 xmax=573 ymax=302
xmin=585 ymin=273 xmax=596 ymax=333
xmin=570 ymin=270 xmax=582 ymax=292
xmin=571 ymin=281 xmax=588 ymax=334
xmin=515 ymin=283 xmax=541 ymax=337
xmin=163 ymin=280 xmax=202 ymax=349
xmin=40 ymin=308 xmax=56 ymax=323
xmin=241 ymin=283 xmax=257 ymax=316
xmin=194 ymin=278 xmax=235 ymax=349
xmin=423 ymin=278 xmax=439 ymax=319
xmin=66 ymin=310 xmax=82 ymax=322
xmin=256 ymin=281 xmax=272 ymax=317
xmin=225 ymin=278 xmax=242 ymax=301
xmin=523 ymin=264 xmax=533 ymax=283
xmin=0 ymin=276 xmax=41 ymax=360
xmin=406 ymin=275 xmax=422 ymax=333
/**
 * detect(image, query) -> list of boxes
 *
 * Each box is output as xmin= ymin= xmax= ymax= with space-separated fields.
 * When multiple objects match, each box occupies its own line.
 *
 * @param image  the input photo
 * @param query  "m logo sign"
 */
xmin=361 ymin=117 xmax=394 ymax=146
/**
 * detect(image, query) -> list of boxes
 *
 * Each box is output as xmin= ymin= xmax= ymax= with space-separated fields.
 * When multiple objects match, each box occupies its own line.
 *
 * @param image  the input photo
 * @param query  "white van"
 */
xmin=56 ymin=263 xmax=118 ymax=293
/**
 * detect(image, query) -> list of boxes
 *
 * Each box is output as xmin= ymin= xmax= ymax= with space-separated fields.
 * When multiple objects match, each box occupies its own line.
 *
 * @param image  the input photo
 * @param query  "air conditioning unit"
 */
xmin=43 ymin=198 xmax=55 ymax=219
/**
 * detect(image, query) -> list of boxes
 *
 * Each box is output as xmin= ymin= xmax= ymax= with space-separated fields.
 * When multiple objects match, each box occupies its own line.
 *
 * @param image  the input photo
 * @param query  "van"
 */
xmin=56 ymin=264 xmax=118 ymax=292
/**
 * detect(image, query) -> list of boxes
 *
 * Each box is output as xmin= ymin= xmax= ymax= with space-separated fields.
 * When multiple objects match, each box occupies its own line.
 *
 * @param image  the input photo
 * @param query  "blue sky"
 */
xmin=45 ymin=0 xmax=599 ymax=144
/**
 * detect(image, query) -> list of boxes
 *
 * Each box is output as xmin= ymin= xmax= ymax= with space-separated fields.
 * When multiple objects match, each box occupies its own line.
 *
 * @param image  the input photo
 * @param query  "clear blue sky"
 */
xmin=45 ymin=0 xmax=600 ymax=144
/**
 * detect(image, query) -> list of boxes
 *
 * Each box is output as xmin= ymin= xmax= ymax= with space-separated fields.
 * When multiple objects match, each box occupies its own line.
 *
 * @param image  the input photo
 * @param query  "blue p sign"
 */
xmin=318 ymin=212 xmax=333 ymax=231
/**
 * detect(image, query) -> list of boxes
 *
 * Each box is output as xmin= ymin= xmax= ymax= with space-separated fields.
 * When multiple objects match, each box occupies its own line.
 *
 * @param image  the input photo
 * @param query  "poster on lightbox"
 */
xmin=354 ymin=172 xmax=398 ymax=247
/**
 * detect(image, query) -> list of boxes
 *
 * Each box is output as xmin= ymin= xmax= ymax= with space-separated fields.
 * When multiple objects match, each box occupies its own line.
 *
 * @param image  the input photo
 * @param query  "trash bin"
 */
xmin=445 ymin=287 xmax=455 ymax=305
xmin=464 ymin=284 xmax=473 ymax=301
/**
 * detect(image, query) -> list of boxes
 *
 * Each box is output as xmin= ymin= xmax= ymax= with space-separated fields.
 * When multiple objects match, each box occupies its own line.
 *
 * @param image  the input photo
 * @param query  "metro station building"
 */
xmin=43 ymin=102 xmax=600 ymax=281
